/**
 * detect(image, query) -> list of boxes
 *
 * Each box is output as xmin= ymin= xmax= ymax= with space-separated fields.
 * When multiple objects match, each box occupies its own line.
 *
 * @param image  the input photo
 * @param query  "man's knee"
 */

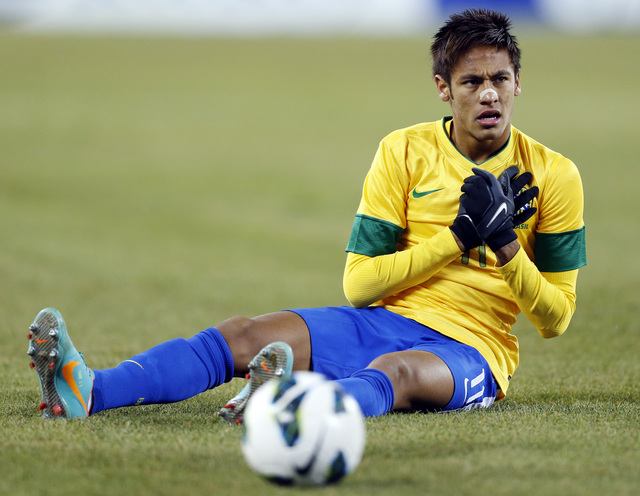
xmin=215 ymin=315 xmax=260 ymax=370
xmin=217 ymin=315 xmax=254 ymax=341
xmin=215 ymin=311 xmax=312 ymax=373
xmin=367 ymin=351 xmax=454 ymax=411
xmin=367 ymin=352 xmax=414 ymax=390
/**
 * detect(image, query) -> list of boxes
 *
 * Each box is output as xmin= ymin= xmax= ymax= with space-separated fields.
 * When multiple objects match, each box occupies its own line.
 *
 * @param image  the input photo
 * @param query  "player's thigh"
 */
xmin=368 ymin=350 xmax=455 ymax=411
xmin=216 ymin=311 xmax=311 ymax=375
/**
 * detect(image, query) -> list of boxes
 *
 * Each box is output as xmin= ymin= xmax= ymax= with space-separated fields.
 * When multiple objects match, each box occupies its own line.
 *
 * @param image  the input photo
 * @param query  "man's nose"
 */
xmin=479 ymin=87 xmax=498 ymax=102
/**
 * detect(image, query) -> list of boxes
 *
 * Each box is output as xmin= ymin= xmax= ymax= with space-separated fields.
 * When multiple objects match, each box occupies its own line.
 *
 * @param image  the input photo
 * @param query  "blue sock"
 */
xmin=336 ymin=368 xmax=395 ymax=417
xmin=91 ymin=328 xmax=234 ymax=414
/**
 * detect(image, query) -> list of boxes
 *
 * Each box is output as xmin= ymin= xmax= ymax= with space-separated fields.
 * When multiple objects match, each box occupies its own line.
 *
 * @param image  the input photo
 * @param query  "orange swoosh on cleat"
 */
xmin=36 ymin=338 xmax=50 ymax=344
xmin=260 ymin=362 xmax=274 ymax=374
xmin=61 ymin=361 xmax=89 ymax=414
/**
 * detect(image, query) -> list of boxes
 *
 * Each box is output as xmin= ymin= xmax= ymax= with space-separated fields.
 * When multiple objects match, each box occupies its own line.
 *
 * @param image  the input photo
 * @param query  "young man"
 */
xmin=27 ymin=9 xmax=585 ymax=421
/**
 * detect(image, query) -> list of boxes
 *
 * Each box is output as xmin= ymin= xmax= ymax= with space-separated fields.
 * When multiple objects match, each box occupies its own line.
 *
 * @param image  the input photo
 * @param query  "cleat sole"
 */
xmin=218 ymin=341 xmax=293 ymax=424
xmin=28 ymin=310 xmax=66 ymax=419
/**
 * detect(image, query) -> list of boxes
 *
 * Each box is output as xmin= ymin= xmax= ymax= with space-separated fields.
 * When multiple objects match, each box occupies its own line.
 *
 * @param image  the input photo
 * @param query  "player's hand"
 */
xmin=509 ymin=169 xmax=539 ymax=227
xmin=464 ymin=167 xmax=517 ymax=252
xmin=450 ymin=194 xmax=481 ymax=251
xmin=453 ymin=166 xmax=539 ymax=252
xmin=452 ymin=167 xmax=506 ymax=252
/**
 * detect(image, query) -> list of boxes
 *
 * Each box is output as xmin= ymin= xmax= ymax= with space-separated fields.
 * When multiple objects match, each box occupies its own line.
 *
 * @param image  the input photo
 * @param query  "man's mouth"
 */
xmin=477 ymin=110 xmax=502 ymax=127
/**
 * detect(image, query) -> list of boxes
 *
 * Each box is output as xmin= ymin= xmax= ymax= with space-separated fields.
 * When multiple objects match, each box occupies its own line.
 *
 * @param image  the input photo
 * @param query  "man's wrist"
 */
xmin=494 ymin=239 xmax=520 ymax=267
xmin=450 ymin=216 xmax=480 ymax=252
xmin=450 ymin=229 xmax=467 ymax=252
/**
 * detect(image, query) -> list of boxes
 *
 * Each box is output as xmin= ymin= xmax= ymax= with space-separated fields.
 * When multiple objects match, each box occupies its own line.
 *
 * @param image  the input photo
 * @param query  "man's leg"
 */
xmin=367 ymin=350 xmax=455 ymax=411
xmin=91 ymin=329 xmax=234 ymax=414
xmin=28 ymin=307 xmax=311 ymax=419
xmin=337 ymin=346 xmax=497 ymax=416
xmin=336 ymin=351 xmax=454 ymax=417
xmin=216 ymin=311 xmax=312 ymax=375
xmin=91 ymin=311 xmax=312 ymax=416
xmin=215 ymin=311 xmax=312 ymax=423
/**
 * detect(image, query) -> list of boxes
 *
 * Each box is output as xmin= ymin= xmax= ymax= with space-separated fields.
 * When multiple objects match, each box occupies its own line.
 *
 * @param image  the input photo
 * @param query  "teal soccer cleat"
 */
xmin=27 ymin=308 xmax=94 ymax=419
xmin=218 ymin=341 xmax=293 ymax=425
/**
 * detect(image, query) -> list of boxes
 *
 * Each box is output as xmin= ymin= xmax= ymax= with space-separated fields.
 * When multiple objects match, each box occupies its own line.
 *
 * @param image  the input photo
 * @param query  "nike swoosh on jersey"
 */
xmin=485 ymin=203 xmax=508 ymax=229
xmin=412 ymin=187 xmax=444 ymax=199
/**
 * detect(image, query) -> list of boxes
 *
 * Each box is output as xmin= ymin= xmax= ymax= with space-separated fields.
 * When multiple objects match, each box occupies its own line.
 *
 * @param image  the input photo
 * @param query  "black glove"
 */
xmin=454 ymin=166 xmax=539 ymax=253
xmin=450 ymin=195 xmax=481 ymax=251
xmin=510 ymin=170 xmax=539 ymax=227
xmin=452 ymin=166 xmax=507 ymax=251
xmin=476 ymin=166 xmax=541 ymax=251
xmin=462 ymin=167 xmax=516 ymax=252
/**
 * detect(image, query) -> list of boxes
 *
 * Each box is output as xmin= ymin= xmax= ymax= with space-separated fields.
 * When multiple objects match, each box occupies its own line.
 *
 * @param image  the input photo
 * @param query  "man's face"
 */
xmin=436 ymin=46 xmax=521 ymax=160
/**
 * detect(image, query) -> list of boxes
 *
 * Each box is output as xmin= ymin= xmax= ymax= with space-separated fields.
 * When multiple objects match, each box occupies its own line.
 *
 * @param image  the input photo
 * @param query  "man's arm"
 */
xmin=343 ymin=227 xmax=461 ymax=308
xmin=496 ymin=245 xmax=578 ymax=338
xmin=460 ymin=163 xmax=582 ymax=336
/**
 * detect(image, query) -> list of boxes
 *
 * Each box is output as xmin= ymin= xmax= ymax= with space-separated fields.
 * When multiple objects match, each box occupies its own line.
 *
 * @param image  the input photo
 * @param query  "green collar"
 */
xmin=442 ymin=116 xmax=511 ymax=166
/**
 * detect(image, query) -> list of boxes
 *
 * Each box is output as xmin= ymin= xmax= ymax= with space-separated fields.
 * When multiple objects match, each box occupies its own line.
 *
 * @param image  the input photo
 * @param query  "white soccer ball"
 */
xmin=241 ymin=371 xmax=366 ymax=486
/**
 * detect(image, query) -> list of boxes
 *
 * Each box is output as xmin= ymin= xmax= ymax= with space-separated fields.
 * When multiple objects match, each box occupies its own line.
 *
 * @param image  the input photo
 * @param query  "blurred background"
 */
xmin=1 ymin=0 xmax=638 ymax=335
xmin=1 ymin=3 xmax=639 ymax=495
xmin=1 ymin=0 xmax=639 ymax=36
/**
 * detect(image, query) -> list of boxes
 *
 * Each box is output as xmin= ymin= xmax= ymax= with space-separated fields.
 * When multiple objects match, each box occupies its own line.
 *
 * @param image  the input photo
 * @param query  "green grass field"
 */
xmin=1 ymin=32 xmax=638 ymax=496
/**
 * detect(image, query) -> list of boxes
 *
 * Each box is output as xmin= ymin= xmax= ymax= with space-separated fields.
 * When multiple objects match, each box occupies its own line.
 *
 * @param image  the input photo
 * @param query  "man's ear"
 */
xmin=435 ymin=75 xmax=451 ymax=102
xmin=514 ymin=72 xmax=522 ymax=96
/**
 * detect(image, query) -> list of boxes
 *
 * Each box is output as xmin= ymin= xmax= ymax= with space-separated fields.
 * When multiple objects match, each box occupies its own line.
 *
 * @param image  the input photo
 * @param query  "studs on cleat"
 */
xmin=219 ymin=342 xmax=293 ymax=425
xmin=28 ymin=308 xmax=95 ymax=420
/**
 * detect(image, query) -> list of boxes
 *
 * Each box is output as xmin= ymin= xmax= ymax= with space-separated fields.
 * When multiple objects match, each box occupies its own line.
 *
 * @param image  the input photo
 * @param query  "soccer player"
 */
xmin=27 ymin=9 xmax=585 ymax=421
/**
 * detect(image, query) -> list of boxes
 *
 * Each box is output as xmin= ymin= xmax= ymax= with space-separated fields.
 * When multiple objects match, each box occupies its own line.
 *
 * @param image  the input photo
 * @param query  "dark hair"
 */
xmin=431 ymin=9 xmax=521 ymax=84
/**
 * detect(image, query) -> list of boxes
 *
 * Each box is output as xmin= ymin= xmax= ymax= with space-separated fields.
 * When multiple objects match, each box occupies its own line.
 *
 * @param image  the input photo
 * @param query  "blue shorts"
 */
xmin=289 ymin=306 xmax=498 ymax=411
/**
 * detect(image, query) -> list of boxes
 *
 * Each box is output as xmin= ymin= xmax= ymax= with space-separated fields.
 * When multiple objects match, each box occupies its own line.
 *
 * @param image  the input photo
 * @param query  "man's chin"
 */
xmin=475 ymin=124 xmax=509 ymax=143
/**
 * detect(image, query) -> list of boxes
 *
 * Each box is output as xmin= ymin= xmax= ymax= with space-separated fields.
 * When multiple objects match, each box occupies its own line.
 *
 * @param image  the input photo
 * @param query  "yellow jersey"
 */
xmin=344 ymin=117 xmax=586 ymax=395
